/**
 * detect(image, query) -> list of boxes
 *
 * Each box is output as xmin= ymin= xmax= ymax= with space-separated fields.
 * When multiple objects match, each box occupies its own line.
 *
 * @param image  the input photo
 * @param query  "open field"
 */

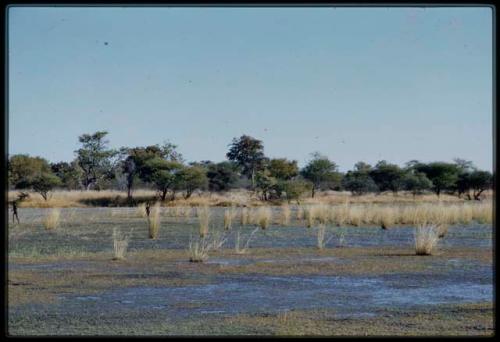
xmin=7 ymin=204 xmax=493 ymax=336
xmin=8 ymin=189 xmax=493 ymax=208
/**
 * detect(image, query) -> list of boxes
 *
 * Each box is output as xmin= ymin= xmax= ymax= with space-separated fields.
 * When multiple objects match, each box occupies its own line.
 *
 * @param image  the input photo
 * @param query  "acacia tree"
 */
xmin=51 ymin=160 xmax=83 ymax=190
xmin=226 ymin=135 xmax=265 ymax=190
xmin=206 ymin=161 xmax=239 ymax=192
xmin=75 ymin=131 xmax=118 ymax=190
xmin=120 ymin=142 xmax=182 ymax=199
xmin=8 ymin=154 xmax=62 ymax=200
xmin=369 ymin=160 xmax=406 ymax=194
xmin=413 ymin=162 xmax=460 ymax=197
xmin=300 ymin=153 xmax=341 ymax=198
xmin=468 ymin=170 xmax=492 ymax=200
xmin=401 ymin=171 xmax=433 ymax=197
xmin=177 ymin=165 xmax=208 ymax=199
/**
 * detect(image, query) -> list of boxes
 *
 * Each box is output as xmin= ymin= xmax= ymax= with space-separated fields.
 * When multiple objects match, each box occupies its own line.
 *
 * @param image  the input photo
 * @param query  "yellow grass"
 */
xmin=256 ymin=207 xmax=272 ymax=230
xmin=197 ymin=206 xmax=211 ymax=238
xmin=240 ymin=207 xmax=250 ymax=226
xmin=112 ymin=227 xmax=129 ymax=260
xmin=42 ymin=208 xmax=60 ymax=230
xmin=223 ymin=206 xmax=237 ymax=230
xmin=414 ymin=224 xmax=439 ymax=255
xmin=9 ymin=189 xmax=492 ymax=208
xmin=279 ymin=204 xmax=291 ymax=226
xmin=148 ymin=202 xmax=161 ymax=239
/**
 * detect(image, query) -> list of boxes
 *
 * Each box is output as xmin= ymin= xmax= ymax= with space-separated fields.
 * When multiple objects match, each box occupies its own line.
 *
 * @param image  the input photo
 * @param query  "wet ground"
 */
xmin=7 ymin=207 xmax=494 ymax=336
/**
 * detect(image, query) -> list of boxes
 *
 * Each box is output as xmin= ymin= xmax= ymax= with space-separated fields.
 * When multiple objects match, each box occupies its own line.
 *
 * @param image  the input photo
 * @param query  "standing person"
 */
xmin=12 ymin=201 xmax=20 ymax=224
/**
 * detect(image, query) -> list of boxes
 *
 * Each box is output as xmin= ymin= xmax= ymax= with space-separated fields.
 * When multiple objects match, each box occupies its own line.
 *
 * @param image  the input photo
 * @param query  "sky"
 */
xmin=8 ymin=6 xmax=493 ymax=172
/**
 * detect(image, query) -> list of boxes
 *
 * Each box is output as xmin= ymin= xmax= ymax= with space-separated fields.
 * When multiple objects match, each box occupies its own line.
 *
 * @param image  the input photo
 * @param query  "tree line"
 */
xmin=7 ymin=131 xmax=493 ymax=202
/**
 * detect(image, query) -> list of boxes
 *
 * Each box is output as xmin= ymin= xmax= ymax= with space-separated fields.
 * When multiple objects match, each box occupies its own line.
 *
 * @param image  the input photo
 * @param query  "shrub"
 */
xmin=43 ymin=208 xmax=60 ymax=230
xmin=414 ymin=224 xmax=439 ymax=255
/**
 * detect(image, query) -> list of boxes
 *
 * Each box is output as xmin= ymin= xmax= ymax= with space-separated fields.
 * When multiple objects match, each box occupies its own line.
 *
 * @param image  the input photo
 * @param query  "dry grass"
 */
xmin=112 ymin=227 xmax=129 ymax=260
xmin=279 ymin=204 xmax=291 ymax=226
xmin=377 ymin=206 xmax=397 ymax=229
xmin=197 ymin=206 xmax=211 ymax=238
xmin=296 ymin=206 xmax=304 ymax=221
xmin=414 ymin=224 xmax=439 ymax=255
xmin=223 ymin=206 xmax=237 ymax=230
xmin=136 ymin=203 xmax=147 ymax=218
xmin=255 ymin=207 xmax=272 ymax=230
xmin=240 ymin=207 xmax=250 ymax=226
xmin=235 ymin=228 xmax=259 ymax=254
xmin=147 ymin=202 xmax=161 ymax=239
xmin=42 ymin=208 xmax=60 ymax=230
xmin=10 ymin=189 xmax=492 ymax=208
xmin=316 ymin=224 xmax=334 ymax=250
xmin=188 ymin=236 xmax=212 ymax=262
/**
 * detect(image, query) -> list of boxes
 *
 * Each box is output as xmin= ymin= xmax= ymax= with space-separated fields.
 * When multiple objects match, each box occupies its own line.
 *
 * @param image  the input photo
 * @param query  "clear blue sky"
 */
xmin=8 ymin=6 xmax=493 ymax=171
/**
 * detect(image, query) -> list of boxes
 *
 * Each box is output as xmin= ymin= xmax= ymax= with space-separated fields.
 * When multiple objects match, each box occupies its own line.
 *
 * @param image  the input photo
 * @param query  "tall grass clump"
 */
xmin=471 ymin=202 xmax=492 ymax=224
xmin=279 ymin=204 xmax=291 ymax=226
xmin=137 ymin=203 xmax=147 ymax=218
xmin=240 ymin=207 xmax=250 ymax=226
xmin=148 ymin=202 xmax=161 ymax=239
xmin=377 ymin=206 xmax=397 ymax=229
xmin=304 ymin=205 xmax=315 ymax=228
xmin=112 ymin=227 xmax=129 ymax=260
xmin=223 ymin=206 xmax=237 ymax=230
xmin=348 ymin=206 xmax=363 ymax=227
xmin=414 ymin=224 xmax=439 ymax=255
xmin=235 ymin=228 xmax=259 ymax=254
xmin=256 ymin=206 xmax=272 ymax=230
xmin=296 ymin=206 xmax=304 ymax=221
xmin=197 ymin=205 xmax=211 ymax=238
xmin=188 ymin=236 xmax=212 ymax=262
xmin=43 ymin=208 xmax=60 ymax=230
xmin=316 ymin=224 xmax=334 ymax=250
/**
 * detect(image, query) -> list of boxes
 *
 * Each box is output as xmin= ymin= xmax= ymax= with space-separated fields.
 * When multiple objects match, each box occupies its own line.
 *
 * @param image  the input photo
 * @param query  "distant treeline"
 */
xmin=8 ymin=131 xmax=493 ymax=202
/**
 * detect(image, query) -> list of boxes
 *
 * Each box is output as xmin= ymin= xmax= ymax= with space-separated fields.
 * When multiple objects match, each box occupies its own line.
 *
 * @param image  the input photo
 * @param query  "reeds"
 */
xmin=256 ymin=206 xmax=272 ymax=230
xmin=316 ymin=224 xmax=334 ymax=250
xmin=377 ymin=206 xmax=397 ymax=229
xmin=137 ymin=203 xmax=147 ymax=218
xmin=112 ymin=227 xmax=129 ymax=260
xmin=240 ymin=207 xmax=250 ymax=226
xmin=42 ymin=208 xmax=60 ymax=230
xmin=224 ymin=206 xmax=237 ymax=230
xmin=188 ymin=236 xmax=212 ymax=262
xmin=414 ymin=224 xmax=439 ymax=255
xmin=210 ymin=230 xmax=229 ymax=251
xmin=296 ymin=206 xmax=304 ymax=221
xmin=197 ymin=205 xmax=211 ymax=238
xmin=279 ymin=204 xmax=291 ymax=226
xmin=148 ymin=202 xmax=161 ymax=239
xmin=235 ymin=228 xmax=259 ymax=254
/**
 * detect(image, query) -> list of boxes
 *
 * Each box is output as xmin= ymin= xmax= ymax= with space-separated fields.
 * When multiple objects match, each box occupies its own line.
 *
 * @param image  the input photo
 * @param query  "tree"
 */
xmin=8 ymin=154 xmax=52 ymax=189
xmin=413 ymin=162 xmax=460 ymax=197
xmin=341 ymin=170 xmax=378 ymax=196
xmin=281 ymin=179 xmax=311 ymax=204
xmin=140 ymin=157 xmax=184 ymax=201
xmin=51 ymin=161 xmax=83 ymax=190
xmin=120 ymin=142 xmax=182 ymax=199
xmin=300 ymin=153 xmax=341 ymax=198
xmin=177 ymin=166 xmax=208 ymax=199
xmin=468 ymin=170 xmax=492 ymax=200
xmin=226 ymin=135 xmax=265 ymax=190
xmin=401 ymin=171 xmax=433 ymax=197
xmin=30 ymin=173 xmax=62 ymax=200
xmin=267 ymin=158 xmax=299 ymax=180
xmin=8 ymin=154 xmax=63 ymax=200
xmin=255 ymin=170 xmax=278 ymax=201
xmin=75 ymin=131 xmax=118 ymax=190
xmin=206 ymin=161 xmax=239 ymax=192
xmin=369 ymin=160 xmax=406 ymax=194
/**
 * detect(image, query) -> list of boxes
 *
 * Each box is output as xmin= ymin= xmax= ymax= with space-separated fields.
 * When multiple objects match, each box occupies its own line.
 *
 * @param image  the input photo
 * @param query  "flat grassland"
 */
xmin=7 ymin=198 xmax=493 ymax=336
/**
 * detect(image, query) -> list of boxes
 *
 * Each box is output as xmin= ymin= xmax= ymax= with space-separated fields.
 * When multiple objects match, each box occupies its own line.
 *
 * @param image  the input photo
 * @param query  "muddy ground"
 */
xmin=7 ymin=208 xmax=494 ymax=336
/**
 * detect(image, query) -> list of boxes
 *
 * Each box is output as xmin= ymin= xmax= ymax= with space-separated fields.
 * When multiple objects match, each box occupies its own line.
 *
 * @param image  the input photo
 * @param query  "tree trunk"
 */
xmin=161 ymin=189 xmax=167 ymax=201
xmin=311 ymin=185 xmax=315 ymax=198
